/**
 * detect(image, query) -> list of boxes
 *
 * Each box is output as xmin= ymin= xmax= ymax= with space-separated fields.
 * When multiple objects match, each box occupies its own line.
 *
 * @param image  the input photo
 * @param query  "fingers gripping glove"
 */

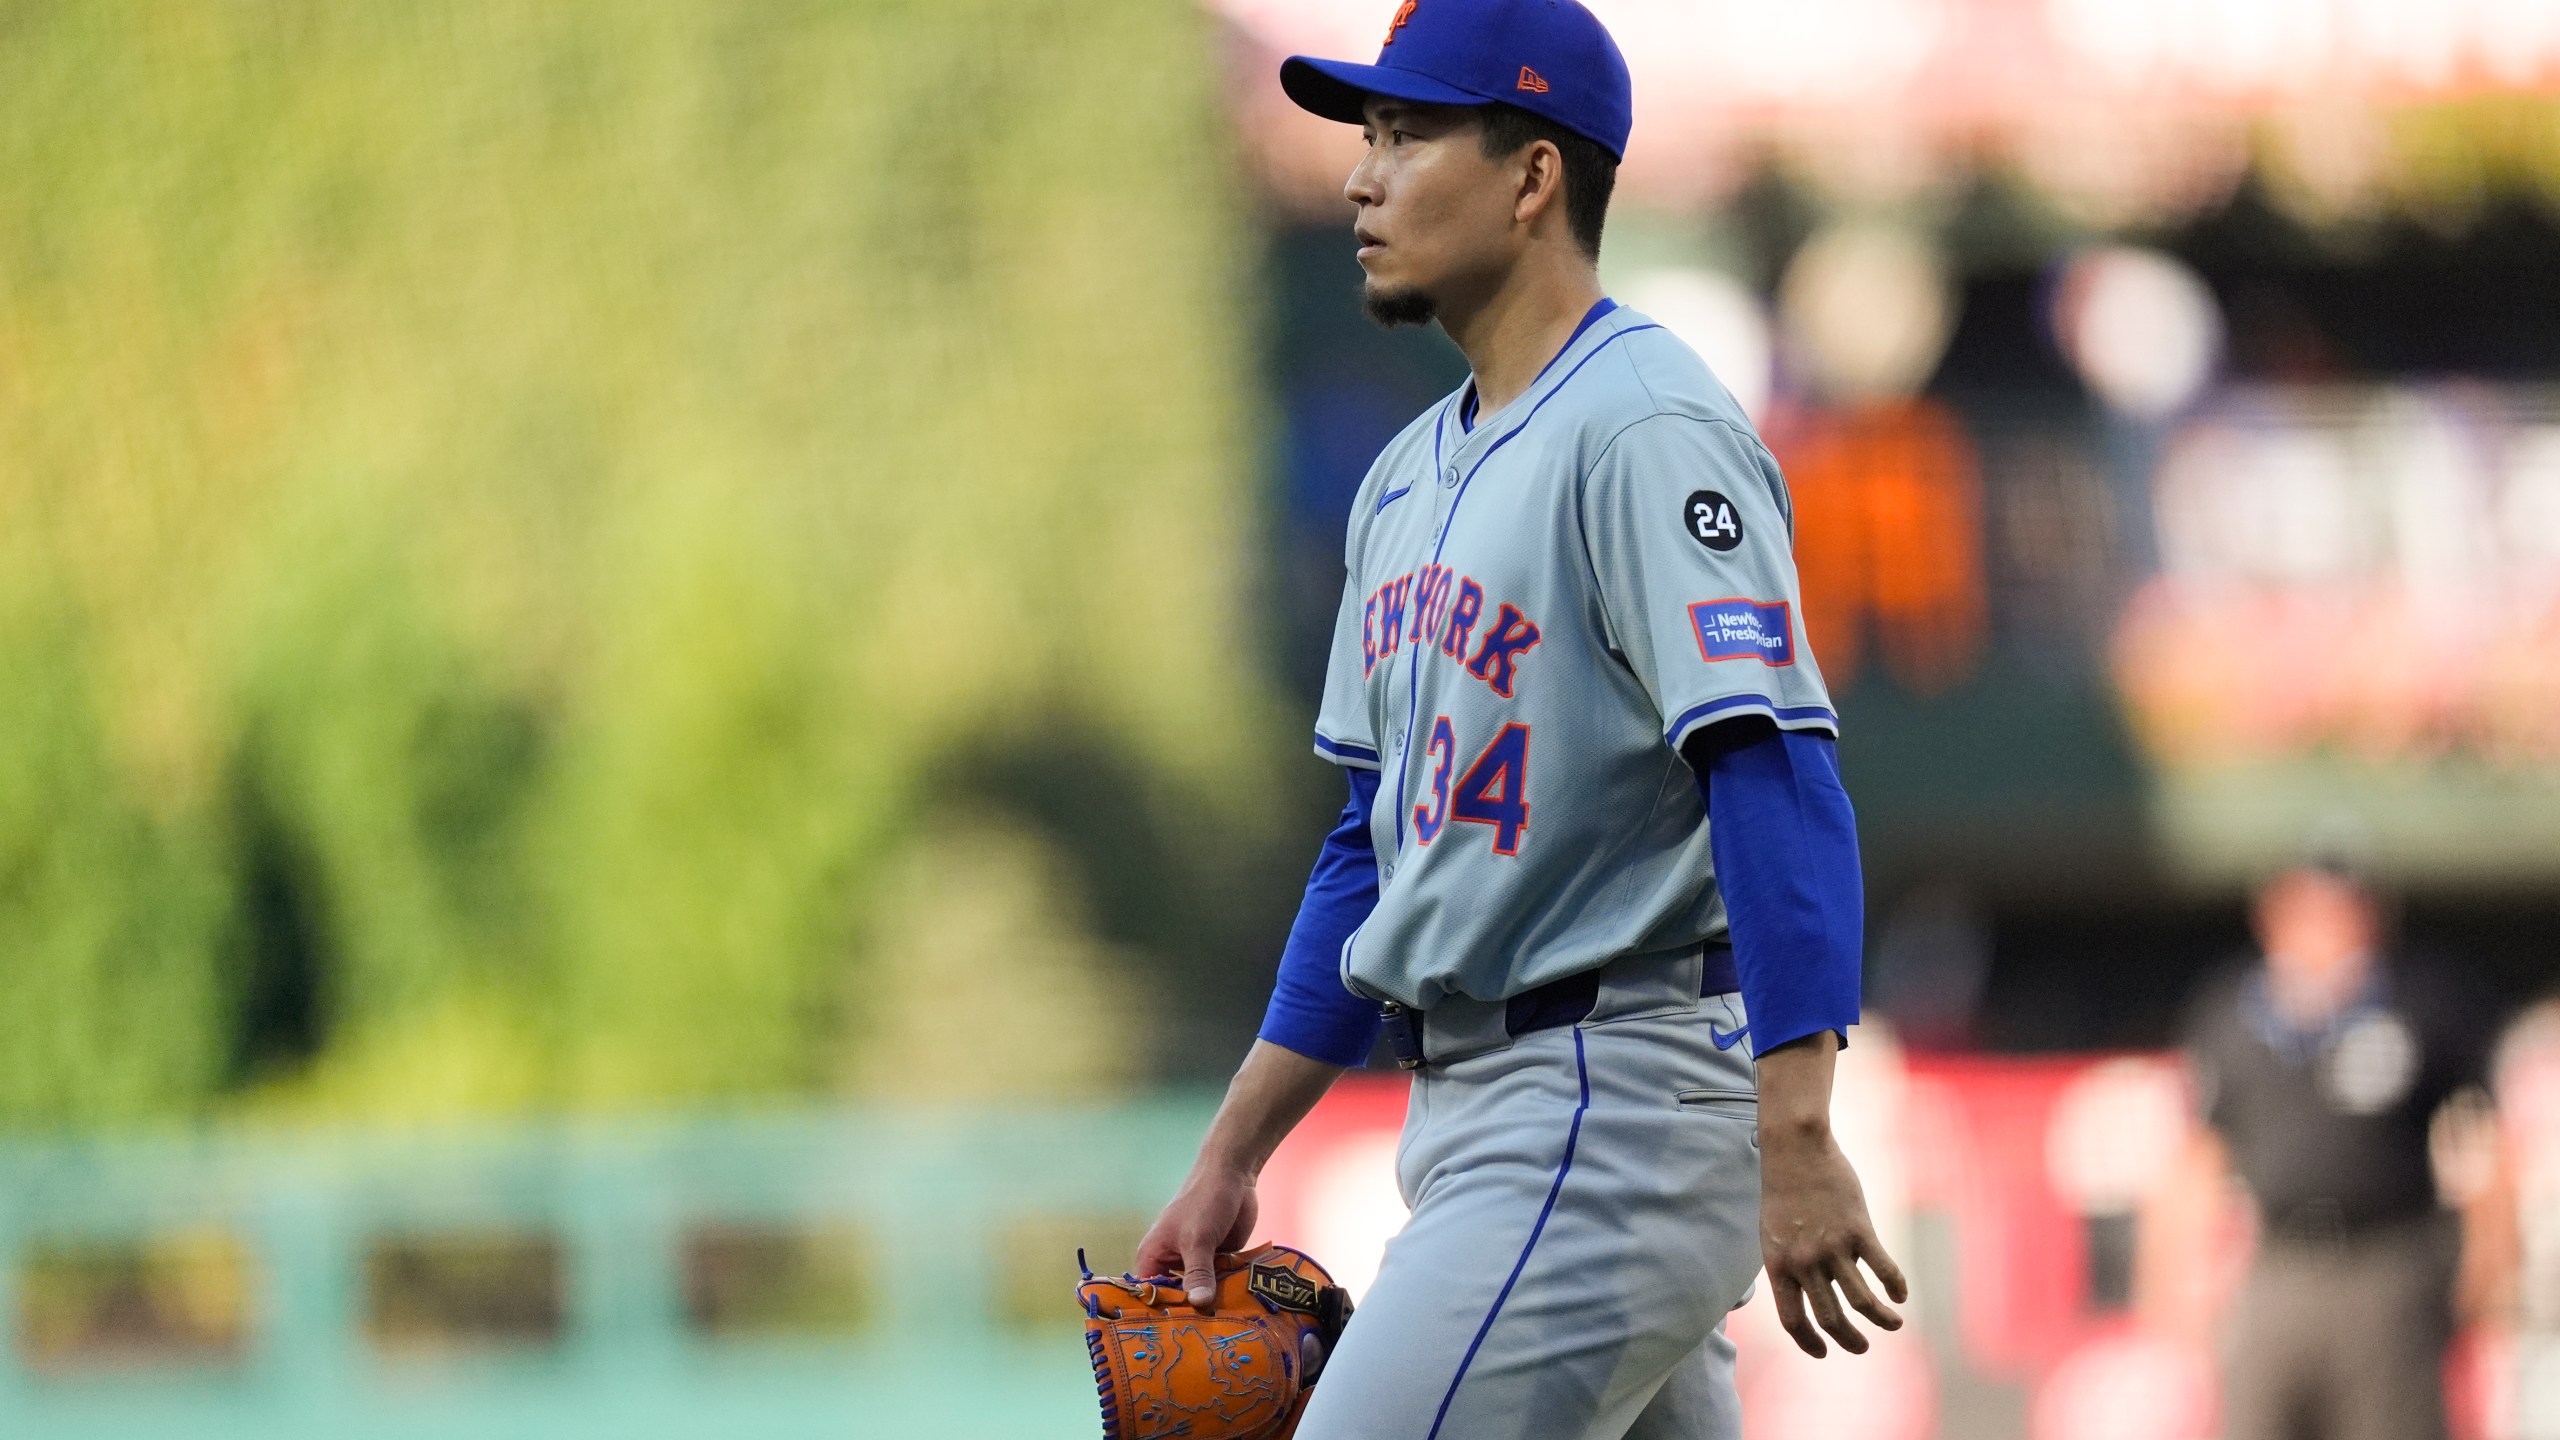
xmin=1077 ymin=1243 xmax=1354 ymax=1440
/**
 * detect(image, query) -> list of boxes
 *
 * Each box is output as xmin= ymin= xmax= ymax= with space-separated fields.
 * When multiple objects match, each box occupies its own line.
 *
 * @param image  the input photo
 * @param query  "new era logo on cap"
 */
xmin=1516 ymin=66 xmax=1549 ymax=93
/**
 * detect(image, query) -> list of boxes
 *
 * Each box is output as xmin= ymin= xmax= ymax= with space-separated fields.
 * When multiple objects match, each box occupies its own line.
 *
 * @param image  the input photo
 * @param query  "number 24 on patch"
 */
xmin=1412 ymin=719 xmax=1530 ymax=855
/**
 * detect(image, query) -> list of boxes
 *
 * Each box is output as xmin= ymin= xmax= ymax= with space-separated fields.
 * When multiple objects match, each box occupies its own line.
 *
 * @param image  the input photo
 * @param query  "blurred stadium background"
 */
xmin=2 ymin=0 xmax=2558 ymax=1435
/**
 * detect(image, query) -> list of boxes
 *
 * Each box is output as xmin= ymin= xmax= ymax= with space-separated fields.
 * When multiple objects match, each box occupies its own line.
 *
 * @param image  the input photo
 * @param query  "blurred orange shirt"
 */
xmin=1766 ymin=398 xmax=1987 ymax=697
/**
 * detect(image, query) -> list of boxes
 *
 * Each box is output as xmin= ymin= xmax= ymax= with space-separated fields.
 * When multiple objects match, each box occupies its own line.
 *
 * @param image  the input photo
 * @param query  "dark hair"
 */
xmin=1476 ymin=102 xmax=1616 ymax=260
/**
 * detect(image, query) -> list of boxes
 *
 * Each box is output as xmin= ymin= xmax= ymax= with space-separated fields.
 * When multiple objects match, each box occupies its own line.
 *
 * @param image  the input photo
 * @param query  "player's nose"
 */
xmin=1343 ymin=150 xmax=1383 ymax=209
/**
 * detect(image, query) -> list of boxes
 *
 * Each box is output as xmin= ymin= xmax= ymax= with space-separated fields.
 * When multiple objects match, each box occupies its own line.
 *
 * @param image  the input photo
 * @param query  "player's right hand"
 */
xmin=1135 ymin=1164 xmax=1259 ymax=1309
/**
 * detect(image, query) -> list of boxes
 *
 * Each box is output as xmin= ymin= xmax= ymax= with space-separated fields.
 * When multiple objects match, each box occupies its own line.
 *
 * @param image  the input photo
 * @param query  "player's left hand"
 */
xmin=1757 ymin=1117 xmax=1907 ymax=1358
xmin=1752 ymin=1030 xmax=1908 ymax=1357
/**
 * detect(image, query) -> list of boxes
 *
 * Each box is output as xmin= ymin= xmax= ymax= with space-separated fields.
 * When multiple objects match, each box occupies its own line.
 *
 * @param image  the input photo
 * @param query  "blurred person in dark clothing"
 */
xmin=2142 ymin=860 xmax=2515 ymax=1440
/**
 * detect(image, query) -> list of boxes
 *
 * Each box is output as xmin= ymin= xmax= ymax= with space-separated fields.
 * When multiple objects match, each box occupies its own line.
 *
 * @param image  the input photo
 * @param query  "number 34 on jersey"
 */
xmin=1363 ymin=560 xmax=1541 ymax=859
xmin=1412 ymin=719 xmax=1529 ymax=856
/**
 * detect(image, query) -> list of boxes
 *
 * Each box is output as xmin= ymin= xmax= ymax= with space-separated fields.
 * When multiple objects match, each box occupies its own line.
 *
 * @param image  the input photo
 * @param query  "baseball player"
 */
xmin=1135 ymin=2 xmax=1905 ymax=1436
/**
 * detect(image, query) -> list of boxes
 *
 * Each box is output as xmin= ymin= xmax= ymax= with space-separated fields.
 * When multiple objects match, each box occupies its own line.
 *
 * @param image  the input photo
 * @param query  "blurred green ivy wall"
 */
xmin=0 ymin=0 xmax=1290 ymax=1126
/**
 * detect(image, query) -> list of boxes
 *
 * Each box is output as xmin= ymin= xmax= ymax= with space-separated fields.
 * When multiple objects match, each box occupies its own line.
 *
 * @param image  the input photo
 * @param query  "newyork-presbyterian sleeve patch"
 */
xmin=1688 ymin=598 xmax=1795 ymax=666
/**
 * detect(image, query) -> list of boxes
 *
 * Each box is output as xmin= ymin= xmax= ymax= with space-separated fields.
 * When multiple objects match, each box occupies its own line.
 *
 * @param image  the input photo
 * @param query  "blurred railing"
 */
xmin=0 ymin=1103 xmax=1217 ymax=1439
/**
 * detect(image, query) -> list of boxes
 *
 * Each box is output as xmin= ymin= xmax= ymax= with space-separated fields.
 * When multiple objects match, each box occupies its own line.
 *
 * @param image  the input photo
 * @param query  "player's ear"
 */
xmin=1513 ymin=139 xmax=1564 ymax=228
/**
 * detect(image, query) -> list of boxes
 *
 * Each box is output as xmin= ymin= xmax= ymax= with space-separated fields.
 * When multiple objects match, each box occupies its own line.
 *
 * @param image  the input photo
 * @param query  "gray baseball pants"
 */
xmin=1297 ymin=958 xmax=1763 ymax=1440
xmin=2219 ymin=1214 xmax=2459 ymax=1440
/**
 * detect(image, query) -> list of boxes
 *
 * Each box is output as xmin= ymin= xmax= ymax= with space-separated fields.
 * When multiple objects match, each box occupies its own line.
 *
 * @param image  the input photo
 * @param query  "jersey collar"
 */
xmin=1451 ymin=297 xmax=1621 ymax=443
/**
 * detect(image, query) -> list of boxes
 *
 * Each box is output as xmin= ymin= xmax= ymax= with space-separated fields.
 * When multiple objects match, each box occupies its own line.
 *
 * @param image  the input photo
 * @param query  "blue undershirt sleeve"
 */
xmin=1699 ymin=728 xmax=1863 ymax=1053
xmin=1256 ymin=768 xmax=1386 ymax=1067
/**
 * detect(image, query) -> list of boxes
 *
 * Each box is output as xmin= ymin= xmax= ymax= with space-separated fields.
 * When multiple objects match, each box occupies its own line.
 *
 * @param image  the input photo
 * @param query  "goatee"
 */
xmin=1362 ymin=282 xmax=1436 ymax=329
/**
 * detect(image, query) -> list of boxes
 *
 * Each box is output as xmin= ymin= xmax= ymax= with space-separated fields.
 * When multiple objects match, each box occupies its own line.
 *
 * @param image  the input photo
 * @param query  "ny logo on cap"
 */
xmin=1382 ymin=0 xmax=1417 ymax=46
xmin=1516 ymin=66 xmax=1550 ymax=93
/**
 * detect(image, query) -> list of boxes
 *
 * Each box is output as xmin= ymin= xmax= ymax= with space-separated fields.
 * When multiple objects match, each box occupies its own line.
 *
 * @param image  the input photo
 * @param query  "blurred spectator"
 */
xmin=2143 ymin=861 xmax=2517 ymax=1440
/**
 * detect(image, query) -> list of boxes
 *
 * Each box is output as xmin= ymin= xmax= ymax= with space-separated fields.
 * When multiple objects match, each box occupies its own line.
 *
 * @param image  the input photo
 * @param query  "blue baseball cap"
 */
xmin=1280 ymin=0 xmax=1633 ymax=162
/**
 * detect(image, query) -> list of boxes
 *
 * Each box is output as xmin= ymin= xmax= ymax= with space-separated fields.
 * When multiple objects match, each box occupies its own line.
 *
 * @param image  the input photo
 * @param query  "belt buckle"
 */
xmin=1381 ymin=1002 xmax=1426 ymax=1070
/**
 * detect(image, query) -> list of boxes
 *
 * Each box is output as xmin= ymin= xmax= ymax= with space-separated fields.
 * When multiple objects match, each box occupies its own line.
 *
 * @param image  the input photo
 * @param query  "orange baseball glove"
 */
xmin=1076 ymin=1242 xmax=1354 ymax=1440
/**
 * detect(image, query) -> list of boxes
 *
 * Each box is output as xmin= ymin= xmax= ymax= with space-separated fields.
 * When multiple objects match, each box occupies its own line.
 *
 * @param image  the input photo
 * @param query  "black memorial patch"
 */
xmin=1684 ymin=490 xmax=1744 ymax=551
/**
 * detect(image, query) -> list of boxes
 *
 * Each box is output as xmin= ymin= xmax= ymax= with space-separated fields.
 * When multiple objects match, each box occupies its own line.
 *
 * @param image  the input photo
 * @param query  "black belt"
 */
xmin=1382 ymin=942 xmax=1739 ymax=1071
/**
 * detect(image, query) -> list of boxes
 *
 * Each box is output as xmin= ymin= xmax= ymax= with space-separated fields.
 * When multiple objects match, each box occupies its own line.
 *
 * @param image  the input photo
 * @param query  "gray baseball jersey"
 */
xmin=1313 ymin=301 xmax=1835 ymax=1011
